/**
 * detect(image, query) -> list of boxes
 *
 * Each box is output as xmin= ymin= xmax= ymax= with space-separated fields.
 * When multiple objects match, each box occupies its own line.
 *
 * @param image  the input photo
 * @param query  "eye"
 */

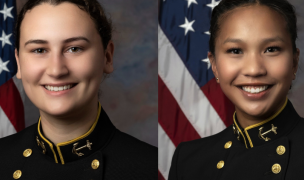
xmin=33 ymin=48 xmax=46 ymax=54
xmin=264 ymin=47 xmax=281 ymax=53
xmin=67 ymin=47 xmax=82 ymax=53
xmin=227 ymin=48 xmax=243 ymax=54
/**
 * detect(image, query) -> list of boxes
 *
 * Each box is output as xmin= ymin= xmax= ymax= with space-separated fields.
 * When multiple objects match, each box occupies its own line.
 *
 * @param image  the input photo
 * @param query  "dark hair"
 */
xmin=209 ymin=0 xmax=297 ymax=55
xmin=15 ymin=0 xmax=112 ymax=53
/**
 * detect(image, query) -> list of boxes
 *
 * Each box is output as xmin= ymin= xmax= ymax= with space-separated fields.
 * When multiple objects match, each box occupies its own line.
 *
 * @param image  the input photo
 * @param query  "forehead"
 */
xmin=20 ymin=2 xmax=97 ymax=43
xmin=217 ymin=5 xmax=289 ymax=44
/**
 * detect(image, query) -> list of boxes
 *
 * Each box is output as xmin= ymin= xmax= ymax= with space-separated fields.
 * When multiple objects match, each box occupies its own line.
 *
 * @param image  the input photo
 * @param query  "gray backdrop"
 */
xmin=289 ymin=0 xmax=304 ymax=117
xmin=15 ymin=0 xmax=158 ymax=147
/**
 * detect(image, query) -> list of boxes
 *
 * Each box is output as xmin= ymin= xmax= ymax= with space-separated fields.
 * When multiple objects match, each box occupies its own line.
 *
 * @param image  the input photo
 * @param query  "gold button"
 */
xmin=23 ymin=149 xmax=32 ymax=157
xmin=217 ymin=161 xmax=224 ymax=169
xmin=13 ymin=170 xmax=22 ymax=179
xmin=276 ymin=145 xmax=286 ymax=155
xmin=91 ymin=159 xmax=100 ymax=169
xmin=272 ymin=164 xmax=281 ymax=174
xmin=224 ymin=141 xmax=232 ymax=149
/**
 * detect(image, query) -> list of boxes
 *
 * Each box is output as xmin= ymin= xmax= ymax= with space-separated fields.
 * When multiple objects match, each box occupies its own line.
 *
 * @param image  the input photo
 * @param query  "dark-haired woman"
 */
xmin=168 ymin=0 xmax=303 ymax=179
xmin=0 ymin=0 xmax=157 ymax=179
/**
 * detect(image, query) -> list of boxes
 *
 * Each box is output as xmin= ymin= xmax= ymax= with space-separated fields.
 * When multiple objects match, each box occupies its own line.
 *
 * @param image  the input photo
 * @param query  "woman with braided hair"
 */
xmin=0 ymin=0 xmax=157 ymax=179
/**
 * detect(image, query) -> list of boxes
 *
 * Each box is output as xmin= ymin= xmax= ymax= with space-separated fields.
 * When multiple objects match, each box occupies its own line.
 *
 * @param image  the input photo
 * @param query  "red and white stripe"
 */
xmin=0 ymin=78 xmax=25 ymax=138
xmin=158 ymin=25 xmax=231 ymax=179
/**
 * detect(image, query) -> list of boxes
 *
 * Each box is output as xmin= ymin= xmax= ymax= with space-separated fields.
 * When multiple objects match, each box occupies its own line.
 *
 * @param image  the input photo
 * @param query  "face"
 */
xmin=15 ymin=2 xmax=114 ymax=117
xmin=209 ymin=5 xmax=299 ymax=119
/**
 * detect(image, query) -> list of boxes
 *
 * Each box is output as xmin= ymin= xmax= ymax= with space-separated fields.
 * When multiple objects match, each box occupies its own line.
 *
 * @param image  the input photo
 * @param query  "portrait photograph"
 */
xmin=0 ymin=0 xmax=157 ymax=179
xmin=159 ymin=0 xmax=304 ymax=179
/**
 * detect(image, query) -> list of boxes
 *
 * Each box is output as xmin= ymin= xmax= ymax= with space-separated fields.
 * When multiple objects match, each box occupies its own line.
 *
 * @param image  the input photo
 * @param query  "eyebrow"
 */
xmin=223 ymin=36 xmax=284 ymax=44
xmin=24 ymin=36 xmax=90 ymax=47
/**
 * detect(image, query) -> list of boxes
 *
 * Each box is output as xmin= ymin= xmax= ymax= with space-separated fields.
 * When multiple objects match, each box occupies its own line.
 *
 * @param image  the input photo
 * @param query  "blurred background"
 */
xmin=288 ymin=0 xmax=304 ymax=116
xmin=15 ymin=0 xmax=158 ymax=147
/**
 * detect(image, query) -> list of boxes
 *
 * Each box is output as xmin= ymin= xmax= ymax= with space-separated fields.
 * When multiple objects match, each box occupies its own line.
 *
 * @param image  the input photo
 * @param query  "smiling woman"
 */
xmin=168 ymin=0 xmax=304 ymax=180
xmin=0 ymin=0 xmax=157 ymax=179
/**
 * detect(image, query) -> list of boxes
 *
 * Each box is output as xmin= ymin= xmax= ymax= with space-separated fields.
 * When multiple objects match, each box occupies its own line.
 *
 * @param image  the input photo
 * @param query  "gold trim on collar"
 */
xmin=38 ymin=102 xmax=102 ymax=164
xmin=233 ymin=97 xmax=288 ymax=148
xmin=233 ymin=113 xmax=248 ymax=149
xmin=38 ymin=119 xmax=59 ymax=163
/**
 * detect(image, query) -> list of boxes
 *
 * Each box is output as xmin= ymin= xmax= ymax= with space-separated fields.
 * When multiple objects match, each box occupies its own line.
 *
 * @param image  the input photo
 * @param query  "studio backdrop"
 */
xmin=11 ymin=0 xmax=157 ymax=147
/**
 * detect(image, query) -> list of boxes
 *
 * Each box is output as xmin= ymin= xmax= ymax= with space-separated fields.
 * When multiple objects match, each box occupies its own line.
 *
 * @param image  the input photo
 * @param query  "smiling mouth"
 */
xmin=43 ymin=84 xmax=77 ymax=92
xmin=238 ymin=85 xmax=273 ymax=94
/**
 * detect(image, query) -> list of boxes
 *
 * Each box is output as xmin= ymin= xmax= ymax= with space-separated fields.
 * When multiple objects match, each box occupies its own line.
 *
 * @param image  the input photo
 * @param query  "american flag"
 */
xmin=158 ymin=0 xmax=235 ymax=179
xmin=0 ymin=0 xmax=24 ymax=138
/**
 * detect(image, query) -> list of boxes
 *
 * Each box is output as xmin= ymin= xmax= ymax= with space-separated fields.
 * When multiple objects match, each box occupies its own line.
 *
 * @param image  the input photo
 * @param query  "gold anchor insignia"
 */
xmin=72 ymin=140 xmax=93 ymax=157
xmin=36 ymin=136 xmax=46 ymax=154
xmin=258 ymin=124 xmax=278 ymax=141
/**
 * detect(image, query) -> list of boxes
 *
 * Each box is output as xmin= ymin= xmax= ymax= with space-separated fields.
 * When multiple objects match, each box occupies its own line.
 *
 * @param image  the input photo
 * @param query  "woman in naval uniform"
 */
xmin=0 ymin=0 xmax=157 ymax=179
xmin=169 ymin=0 xmax=304 ymax=179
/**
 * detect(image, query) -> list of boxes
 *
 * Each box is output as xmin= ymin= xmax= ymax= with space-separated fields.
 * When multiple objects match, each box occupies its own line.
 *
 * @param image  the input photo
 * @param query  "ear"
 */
xmin=292 ymin=48 xmax=300 ymax=80
xmin=208 ymin=52 xmax=219 ymax=83
xmin=15 ymin=49 xmax=22 ymax=79
xmin=103 ymin=40 xmax=114 ymax=74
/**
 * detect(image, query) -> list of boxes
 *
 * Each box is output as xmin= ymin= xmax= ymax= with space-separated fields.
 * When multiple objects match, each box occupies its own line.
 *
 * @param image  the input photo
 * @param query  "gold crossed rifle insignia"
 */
xmin=258 ymin=124 xmax=277 ymax=141
xmin=72 ymin=140 xmax=93 ymax=157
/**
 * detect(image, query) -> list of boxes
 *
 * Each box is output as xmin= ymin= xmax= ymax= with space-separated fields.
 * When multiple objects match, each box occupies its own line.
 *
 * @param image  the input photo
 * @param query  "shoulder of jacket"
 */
xmin=102 ymin=129 xmax=157 ymax=176
xmin=0 ymin=123 xmax=37 ymax=154
xmin=175 ymin=125 xmax=233 ymax=156
xmin=112 ymin=130 xmax=157 ymax=152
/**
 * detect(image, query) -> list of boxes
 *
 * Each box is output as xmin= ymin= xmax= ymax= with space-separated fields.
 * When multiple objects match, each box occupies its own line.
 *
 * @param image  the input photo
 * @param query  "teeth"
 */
xmin=242 ymin=86 xmax=269 ymax=94
xmin=44 ymin=84 xmax=73 ymax=92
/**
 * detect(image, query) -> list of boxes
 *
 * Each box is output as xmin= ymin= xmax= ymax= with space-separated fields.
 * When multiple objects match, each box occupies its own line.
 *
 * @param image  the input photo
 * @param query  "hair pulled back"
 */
xmin=15 ymin=0 xmax=112 ymax=52
xmin=209 ymin=0 xmax=297 ymax=55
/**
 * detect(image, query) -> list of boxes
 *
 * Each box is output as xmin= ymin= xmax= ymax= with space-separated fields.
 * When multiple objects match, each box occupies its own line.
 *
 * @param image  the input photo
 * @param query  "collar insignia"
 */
xmin=233 ymin=124 xmax=240 ymax=141
xmin=72 ymin=140 xmax=93 ymax=157
xmin=258 ymin=124 xmax=278 ymax=141
xmin=232 ymin=98 xmax=294 ymax=148
xmin=36 ymin=136 xmax=46 ymax=154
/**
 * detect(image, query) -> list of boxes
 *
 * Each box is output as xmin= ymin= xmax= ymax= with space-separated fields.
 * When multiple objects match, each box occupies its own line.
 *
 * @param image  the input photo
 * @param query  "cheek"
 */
xmin=20 ymin=55 xmax=45 ymax=84
xmin=268 ymin=58 xmax=292 ymax=80
xmin=266 ymin=55 xmax=293 ymax=83
xmin=70 ymin=52 xmax=104 ymax=83
xmin=216 ymin=57 xmax=239 ymax=85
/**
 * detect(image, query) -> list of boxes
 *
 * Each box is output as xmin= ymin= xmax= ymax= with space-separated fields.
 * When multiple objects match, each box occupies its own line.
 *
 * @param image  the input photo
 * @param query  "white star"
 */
xmin=204 ymin=31 xmax=210 ymax=35
xmin=0 ymin=57 xmax=10 ymax=74
xmin=0 ymin=3 xmax=13 ymax=21
xmin=202 ymin=58 xmax=211 ymax=69
xmin=206 ymin=0 xmax=220 ymax=11
xmin=0 ymin=31 xmax=12 ymax=48
xmin=179 ymin=17 xmax=195 ymax=35
xmin=187 ymin=0 xmax=198 ymax=8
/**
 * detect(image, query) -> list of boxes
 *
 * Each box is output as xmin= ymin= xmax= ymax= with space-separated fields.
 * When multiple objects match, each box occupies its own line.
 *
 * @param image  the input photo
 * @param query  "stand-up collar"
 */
xmin=233 ymin=98 xmax=300 ymax=149
xmin=35 ymin=102 xmax=116 ymax=164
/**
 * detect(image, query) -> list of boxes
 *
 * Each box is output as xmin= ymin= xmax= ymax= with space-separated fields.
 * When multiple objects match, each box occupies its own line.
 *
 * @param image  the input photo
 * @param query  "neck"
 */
xmin=236 ymin=98 xmax=287 ymax=129
xmin=40 ymin=101 xmax=99 ymax=145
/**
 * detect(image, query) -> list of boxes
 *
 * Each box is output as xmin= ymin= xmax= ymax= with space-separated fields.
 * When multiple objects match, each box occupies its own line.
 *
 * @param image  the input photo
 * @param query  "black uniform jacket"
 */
xmin=0 ymin=103 xmax=157 ymax=180
xmin=168 ymin=98 xmax=304 ymax=180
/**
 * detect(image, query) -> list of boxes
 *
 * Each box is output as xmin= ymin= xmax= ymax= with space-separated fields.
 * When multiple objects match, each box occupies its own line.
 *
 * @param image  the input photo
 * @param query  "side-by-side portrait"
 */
xmin=0 ymin=0 xmax=304 ymax=179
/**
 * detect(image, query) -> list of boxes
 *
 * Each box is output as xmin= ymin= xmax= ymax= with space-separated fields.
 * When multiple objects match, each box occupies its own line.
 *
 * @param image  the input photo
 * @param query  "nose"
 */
xmin=46 ymin=53 xmax=69 ymax=78
xmin=242 ymin=53 xmax=267 ymax=77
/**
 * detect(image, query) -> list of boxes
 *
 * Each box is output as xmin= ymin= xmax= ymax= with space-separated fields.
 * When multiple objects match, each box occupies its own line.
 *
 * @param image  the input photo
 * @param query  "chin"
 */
xmin=241 ymin=102 xmax=270 ymax=118
xmin=41 ymin=101 xmax=76 ymax=117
